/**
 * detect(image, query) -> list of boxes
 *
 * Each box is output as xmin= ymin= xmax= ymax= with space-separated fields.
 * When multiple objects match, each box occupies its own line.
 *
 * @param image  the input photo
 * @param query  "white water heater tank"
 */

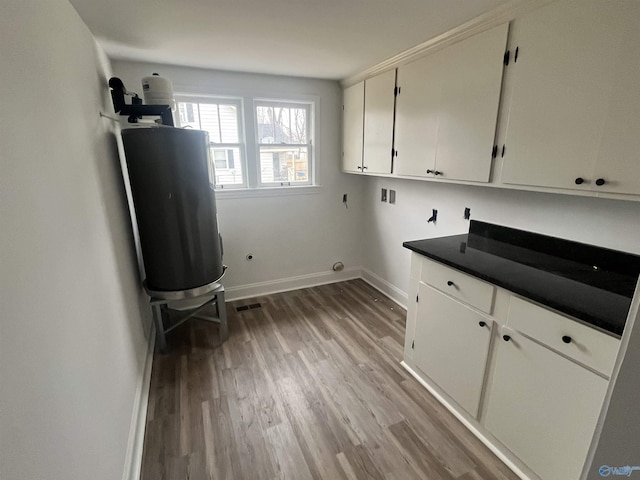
xmin=141 ymin=73 xmax=175 ymax=110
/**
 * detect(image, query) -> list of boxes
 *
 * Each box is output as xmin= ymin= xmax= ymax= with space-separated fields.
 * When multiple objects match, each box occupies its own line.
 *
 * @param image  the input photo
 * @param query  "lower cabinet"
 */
xmin=404 ymin=254 xmax=620 ymax=480
xmin=413 ymin=281 xmax=493 ymax=417
xmin=485 ymin=330 xmax=609 ymax=480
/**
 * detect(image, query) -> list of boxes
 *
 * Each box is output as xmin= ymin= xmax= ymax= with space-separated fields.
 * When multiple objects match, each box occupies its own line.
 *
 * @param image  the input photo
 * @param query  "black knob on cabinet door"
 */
xmin=479 ymin=321 xmax=487 ymax=327
xmin=434 ymin=170 xmax=442 ymax=176
xmin=575 ymin=177 xmax=584 ymax=185
xmin=503 ymin=334 xmax=511 ymax=342
xmin=447 ymin=281 xmax=455 ymax=287
xmin=427 ymin=169 xmax=434 ymax=174
xmin=357 ymin=166 xmax=362 ymax=170
xmin=362 ymin=166 xmax=368 ymax=170
xmin=595 ymin=178 xmax=606 ymax=186
xmin=562 ymin=335 xmax=572 ymax=344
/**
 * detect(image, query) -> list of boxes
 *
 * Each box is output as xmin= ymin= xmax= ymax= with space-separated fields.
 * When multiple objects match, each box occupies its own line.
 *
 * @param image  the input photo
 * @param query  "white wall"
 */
xmin=361 ymin=176 xmax=640 ymax=304
xmin=0 ymin=2 xmax=150 ymax=479
xmin=111 ymin=60 xmax=366 ymax=298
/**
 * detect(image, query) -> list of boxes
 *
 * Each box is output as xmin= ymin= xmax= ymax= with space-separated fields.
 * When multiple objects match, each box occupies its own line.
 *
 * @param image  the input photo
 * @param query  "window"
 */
xmin=176 ymin=97 xmax=245 ymax=188
xmin=255 ymin=101 xmax=312 ymax=186
xmin=175 ymin=96 xmax=315 ymax=191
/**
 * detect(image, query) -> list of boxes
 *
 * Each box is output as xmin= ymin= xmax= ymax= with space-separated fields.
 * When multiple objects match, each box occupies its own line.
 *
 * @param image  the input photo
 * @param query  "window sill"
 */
xmin=214 ymin=185 xmax=323 ymax=199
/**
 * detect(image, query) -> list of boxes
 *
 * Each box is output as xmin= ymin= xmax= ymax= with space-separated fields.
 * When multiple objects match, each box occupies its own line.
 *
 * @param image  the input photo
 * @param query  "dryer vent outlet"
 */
xmin=332 ymin=261 xmax=345 ymax=272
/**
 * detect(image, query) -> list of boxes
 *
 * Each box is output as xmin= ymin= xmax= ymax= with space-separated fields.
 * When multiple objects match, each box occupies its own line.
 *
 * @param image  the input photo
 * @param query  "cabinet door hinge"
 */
xmin=411 ymin=340 xmax=415 ymax=349
xmin=501 ymin=144 xmax=506 ymax=158
xmin=514 ymin=46 xmax=519 ymax=63
xmin=394 ymin=86 xmax=401 ymax=96
xmin=416 ymin=295 xmax=419 ymax=303
xmin=492 ymin=145 xmax=498 ymax=158
xmin=503 ymin=50 xmax=511 ymax=65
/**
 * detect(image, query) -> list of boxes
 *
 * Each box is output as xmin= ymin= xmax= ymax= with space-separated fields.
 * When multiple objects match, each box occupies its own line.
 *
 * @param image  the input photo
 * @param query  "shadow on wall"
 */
xmin=93 ymin=54 xmax=153 ymax=341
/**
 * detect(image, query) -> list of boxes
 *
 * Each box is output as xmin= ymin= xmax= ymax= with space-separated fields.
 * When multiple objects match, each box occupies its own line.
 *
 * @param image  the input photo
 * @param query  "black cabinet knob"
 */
xmin=479 ymin=321 xmax=486 ymax=327
xmin=362 ymin=166 xmax=368 ymax=170
xmin=434 ymin=170 xmax=442 ymax=176
xmin=427 ymin=169 xmax=434 ymax=174
xmin=447 ymin=280 xmax=455 ymax=287
xmin=357 ymin=166 xmax=362 ymax=170
xmin=503 ymin=334 xmax=511 ymax=342
xmin=595 ymin=178 xmax=606 ymax=186
xmin=562 ymin=335 xmax=572 ymax=344
xmin=575 ymin=177 xmax=584 ymax=185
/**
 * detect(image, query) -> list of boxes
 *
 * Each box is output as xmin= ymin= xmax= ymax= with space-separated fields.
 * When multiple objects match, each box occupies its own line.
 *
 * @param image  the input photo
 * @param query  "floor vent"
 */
xmin=236 ymin=303 xmax=262 ymax=312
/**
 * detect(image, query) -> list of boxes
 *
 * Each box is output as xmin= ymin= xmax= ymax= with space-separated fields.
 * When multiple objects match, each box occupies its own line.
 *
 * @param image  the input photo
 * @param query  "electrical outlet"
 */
xmin=464 ymin=207 xmax=471 ymax=220
xmin=389 ymin=190 xmax=396 ymax=204
xmin=381 ymin=188 xmax=387 ymax=202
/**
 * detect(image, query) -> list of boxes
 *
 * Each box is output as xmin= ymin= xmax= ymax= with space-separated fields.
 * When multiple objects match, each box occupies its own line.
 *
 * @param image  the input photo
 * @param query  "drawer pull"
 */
xmin=562 ymin=335 xmax=572 ymax=344
xmin=447 ymin=280 xmax=455 ymax=287
xmin=574 ymin=177 xmax=584 ymax=185
xmin=595 ymin=178 xmax=606 ymax=186
xmin=503 ymin=334 xmax=511 ymax=342
xmin=479 ymin=321 xmax=487 ymax=327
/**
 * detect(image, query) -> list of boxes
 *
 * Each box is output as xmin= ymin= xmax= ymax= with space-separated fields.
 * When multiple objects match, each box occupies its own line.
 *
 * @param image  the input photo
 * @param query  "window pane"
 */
xmin=259 ymin=146 xmax=309 ymax=183
xmin=178 ymin=102 xmax=200 ymax=130
xmin=198 ymin=104 xmax=221 ymax=143
xmin=210 ymin=147 xmax=244 ymax=186
xmin=256 ymin=104 xmax=308 ymax=145
xmin=219 ymin=105 xmax=239 ymax=143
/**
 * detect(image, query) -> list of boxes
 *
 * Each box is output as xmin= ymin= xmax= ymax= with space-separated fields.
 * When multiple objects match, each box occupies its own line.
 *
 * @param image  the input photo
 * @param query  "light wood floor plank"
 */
xmin=140 ymin=279 xmax=519 ymax=480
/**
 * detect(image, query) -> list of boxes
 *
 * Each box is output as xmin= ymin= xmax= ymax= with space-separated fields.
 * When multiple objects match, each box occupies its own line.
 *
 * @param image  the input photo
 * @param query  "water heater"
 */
xmin=121 ymin=127 xmax=224 ymax=292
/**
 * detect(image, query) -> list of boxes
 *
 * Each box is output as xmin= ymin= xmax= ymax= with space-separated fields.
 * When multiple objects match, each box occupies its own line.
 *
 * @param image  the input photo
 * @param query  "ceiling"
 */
xmin=69 ymin=0 xmax=515 ymax=80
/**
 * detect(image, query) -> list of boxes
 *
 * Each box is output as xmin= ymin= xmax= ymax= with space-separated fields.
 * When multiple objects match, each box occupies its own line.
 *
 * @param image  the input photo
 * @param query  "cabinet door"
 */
xmin=413 ymin=282 xmax=492 ymax=417
xmin=342 ymin=82 xmax=364 ymax=173
xmin=434 ymin=24 xmax=507 ymax=182
xmin=394 ymin=53 xmax=443 ymax=177
xmin=485 ymin=331 xmax=608 ymax=480
xmin=362 ymin=69 xmax=396 ymax=174
xmin=501 ymin=0 xmax=635 ymax=191
xmin=591 ymin=1 xmax=640 ymax=195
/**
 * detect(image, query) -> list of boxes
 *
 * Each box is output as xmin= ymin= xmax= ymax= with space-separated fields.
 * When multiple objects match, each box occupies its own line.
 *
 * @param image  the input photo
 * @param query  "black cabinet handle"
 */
xmin=479 ymin=321 xmax=486 ymax=327
xmin=562 ymin=335 xmax=572 ymax=344
xmin=447 ymin=280 xmax=455 ymax=287
xmin=503 ymin=334 xmax=511 ymax=342
xmin=575 ymin=177 xmax=584 ymax=185
xmin=362 ymin=166 xmax=368 ymax=170
xmin=427 ymin=169 xmax=434 ymax=174
xmin=434 ymin=170 xmax=442 ymax=176
xmin=595 ymin=178 xmax=606 ymax=186
xmin=357 ymin=166 xmax=362 ymax=170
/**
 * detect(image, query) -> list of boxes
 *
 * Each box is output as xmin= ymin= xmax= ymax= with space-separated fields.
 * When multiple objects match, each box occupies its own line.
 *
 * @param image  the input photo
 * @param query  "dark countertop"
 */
xmin=403 ymin=221 xmax=640 ymax=337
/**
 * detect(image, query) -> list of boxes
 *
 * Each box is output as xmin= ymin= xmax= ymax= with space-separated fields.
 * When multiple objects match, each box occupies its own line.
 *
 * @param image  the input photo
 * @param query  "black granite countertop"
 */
xmin=403 ymin=221 xmax=640 ymax=337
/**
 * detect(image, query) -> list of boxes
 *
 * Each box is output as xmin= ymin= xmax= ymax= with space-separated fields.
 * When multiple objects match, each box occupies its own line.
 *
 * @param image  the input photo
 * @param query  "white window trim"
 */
xmin=254 ymin=99 xmax=314 ymax=188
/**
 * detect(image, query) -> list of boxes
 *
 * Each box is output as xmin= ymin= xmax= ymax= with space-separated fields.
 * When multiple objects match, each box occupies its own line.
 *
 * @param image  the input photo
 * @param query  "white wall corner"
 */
xmin=122 ymin=324 xmax=155 ymax=480
xmin=361 ymin=268 xmax=408 ymax=309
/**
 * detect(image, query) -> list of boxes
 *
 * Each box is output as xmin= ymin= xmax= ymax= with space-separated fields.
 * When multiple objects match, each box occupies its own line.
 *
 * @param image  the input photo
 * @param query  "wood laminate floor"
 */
xmin=140 ymin=279 xmax=519 ymax=480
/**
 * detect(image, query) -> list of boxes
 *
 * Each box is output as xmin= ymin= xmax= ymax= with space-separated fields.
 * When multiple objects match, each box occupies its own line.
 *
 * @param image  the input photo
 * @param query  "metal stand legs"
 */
xmin=150 ymin=286 xmax=228 ymax=353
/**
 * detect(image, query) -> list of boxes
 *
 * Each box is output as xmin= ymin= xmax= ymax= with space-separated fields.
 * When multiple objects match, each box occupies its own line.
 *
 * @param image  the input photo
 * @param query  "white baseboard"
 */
xmin=400 ymin=361 xmax=533 ymax=480
xmin=122 ymin=324 xmax=155 ymax=480
xmin=224 ymin=267 xmax=362 ymax=301
xmin=361 ymin=268 xmax=408 ymax=309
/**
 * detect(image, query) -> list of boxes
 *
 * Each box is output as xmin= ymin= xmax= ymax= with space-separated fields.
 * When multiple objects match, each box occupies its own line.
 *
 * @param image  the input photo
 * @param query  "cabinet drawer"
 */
xmin=507 ymin=296 xmax=620 ymax=377
xmin=421 ymin=259 xmax=495 ymax=314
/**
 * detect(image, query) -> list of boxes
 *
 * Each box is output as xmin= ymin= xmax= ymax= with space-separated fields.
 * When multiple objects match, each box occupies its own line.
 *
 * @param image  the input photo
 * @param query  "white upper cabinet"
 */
xmin=394 ymin=23 xmax=508 ymax=182
xmin=362 ymin=69 xmax=396 ymax=174
xmin=500 ymin=0 xmax=640 ymax=195
xmin=342 ymin=81 xmax=364 ymax=173
xmin=394 ymin=52 xmax=443 ymax=177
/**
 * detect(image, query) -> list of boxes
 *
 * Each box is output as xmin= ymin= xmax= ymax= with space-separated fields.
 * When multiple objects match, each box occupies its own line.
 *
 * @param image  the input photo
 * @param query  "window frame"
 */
xmin=174 ymin=95 xmax=247 ymax=190
xmin=254 ymin=99 xmax=314 ymax=188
